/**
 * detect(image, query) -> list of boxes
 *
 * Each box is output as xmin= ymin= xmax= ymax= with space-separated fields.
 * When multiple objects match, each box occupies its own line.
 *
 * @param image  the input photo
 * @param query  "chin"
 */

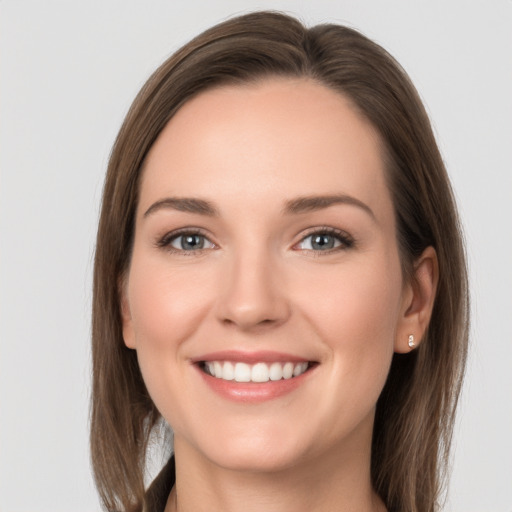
xmin=210 ymin=445 xmax=305 ymax=474
xmin=180 ymin=426 xmax=309 ymax=474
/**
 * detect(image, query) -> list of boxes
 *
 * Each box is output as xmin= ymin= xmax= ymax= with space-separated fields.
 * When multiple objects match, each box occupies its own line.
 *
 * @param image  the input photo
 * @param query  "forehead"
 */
xmin=140 ymin=78 xmax=392 ymax=219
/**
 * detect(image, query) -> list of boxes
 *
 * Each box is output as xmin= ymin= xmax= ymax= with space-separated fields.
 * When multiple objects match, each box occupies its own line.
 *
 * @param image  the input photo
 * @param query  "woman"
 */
xmin=91 ymin=11 xmax=468 ymax=512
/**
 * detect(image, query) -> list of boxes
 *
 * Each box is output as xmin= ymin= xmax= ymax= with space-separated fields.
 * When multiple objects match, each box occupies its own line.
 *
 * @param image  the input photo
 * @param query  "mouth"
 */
xmin=192 ymin=351 xmax=318 ymax=402
xmin=200 ymin=360 xmax=312 ymax=383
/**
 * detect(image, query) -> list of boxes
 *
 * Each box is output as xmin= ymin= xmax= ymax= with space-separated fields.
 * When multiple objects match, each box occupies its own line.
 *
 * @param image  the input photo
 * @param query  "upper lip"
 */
xmin=190 ymin=350 xmax=315 ymax=364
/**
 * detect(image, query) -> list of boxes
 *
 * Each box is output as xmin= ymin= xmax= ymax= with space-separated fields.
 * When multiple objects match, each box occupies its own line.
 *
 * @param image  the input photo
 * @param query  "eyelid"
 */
xmin=156 ymin=227 xmax=216 ymax=253
xmin=293 ymin=226 xmax=355 ymax=252
xmin=155 ymin=225 xmax=354 ymax=255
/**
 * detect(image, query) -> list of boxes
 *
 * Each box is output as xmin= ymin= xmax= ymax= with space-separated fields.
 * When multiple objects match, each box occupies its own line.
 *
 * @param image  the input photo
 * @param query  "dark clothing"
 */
xmin=144 ymin=456 xmax=175 ymax=512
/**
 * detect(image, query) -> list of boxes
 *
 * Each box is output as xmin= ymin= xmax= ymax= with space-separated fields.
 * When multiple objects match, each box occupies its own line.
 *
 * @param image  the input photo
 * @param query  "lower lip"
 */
xmin=195 ymin=365 xmax=313 ymax=403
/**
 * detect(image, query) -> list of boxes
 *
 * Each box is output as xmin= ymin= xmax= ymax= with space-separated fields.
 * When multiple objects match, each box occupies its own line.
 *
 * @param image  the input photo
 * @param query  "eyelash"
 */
xmin=156 ymin=228 xmax=215 ymax=256
xmin=295 ymin=227 xmax=355 ymax=255
xmin=156 ymin=226 xmax=355 ymax=256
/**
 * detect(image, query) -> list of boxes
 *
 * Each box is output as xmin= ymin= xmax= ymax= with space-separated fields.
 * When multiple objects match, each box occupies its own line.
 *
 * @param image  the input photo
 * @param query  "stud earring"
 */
xmin=408 ymin=334 xmax=415 ymax=349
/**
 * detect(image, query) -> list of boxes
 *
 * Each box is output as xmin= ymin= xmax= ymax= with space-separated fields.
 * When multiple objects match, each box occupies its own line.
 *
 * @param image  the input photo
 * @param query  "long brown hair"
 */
xmin=91 ymin=11 xmax=468 ymax=512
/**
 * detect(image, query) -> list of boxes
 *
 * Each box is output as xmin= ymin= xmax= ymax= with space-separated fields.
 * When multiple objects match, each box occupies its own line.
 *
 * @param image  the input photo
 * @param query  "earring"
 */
xmin=408 ymin=334 xmax=415 ymax=349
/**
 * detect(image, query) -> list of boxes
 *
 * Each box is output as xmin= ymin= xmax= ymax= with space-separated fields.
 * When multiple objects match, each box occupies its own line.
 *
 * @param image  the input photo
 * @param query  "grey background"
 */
xmin=1 ymin=1 xmax=511 ymax=510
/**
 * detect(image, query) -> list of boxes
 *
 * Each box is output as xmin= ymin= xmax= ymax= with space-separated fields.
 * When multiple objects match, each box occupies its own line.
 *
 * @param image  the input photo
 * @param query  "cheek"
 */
xmin=293 ymin=257 xmax=402 ymax=404
xmin=127 ymin=257 xmax=214 ymax=351
xmin=125 ymin=256 xmax=217 ymax=418
xmin=124 ymin=260 xmax=218 ymax=446
xmin=296 ymin=255 xmax=402 ymax=339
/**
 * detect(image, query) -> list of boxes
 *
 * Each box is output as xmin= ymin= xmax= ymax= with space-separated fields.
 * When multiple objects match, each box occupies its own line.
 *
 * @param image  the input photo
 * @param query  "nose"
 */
xmin=215 ymin=248 xmax=291 ymax=331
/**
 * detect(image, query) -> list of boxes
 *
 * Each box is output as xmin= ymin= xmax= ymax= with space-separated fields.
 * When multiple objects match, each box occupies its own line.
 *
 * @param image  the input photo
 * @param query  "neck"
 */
xmin=164 ymin=426 xmax=386 ymax=512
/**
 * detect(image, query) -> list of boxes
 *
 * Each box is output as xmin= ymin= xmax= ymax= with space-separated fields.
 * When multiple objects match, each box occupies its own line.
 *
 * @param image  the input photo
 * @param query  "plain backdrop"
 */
xmin=1 ymin=1 xmax=511 ymax=511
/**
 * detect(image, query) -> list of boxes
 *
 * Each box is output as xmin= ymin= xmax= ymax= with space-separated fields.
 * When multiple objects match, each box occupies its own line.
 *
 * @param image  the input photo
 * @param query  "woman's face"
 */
xmin=121 ymin=78 xmax=415 ymax=472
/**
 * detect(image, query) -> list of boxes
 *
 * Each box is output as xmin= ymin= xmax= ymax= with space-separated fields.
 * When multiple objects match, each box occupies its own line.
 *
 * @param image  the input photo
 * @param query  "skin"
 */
xmin=121 ymin=78 xmax=438 ymax=512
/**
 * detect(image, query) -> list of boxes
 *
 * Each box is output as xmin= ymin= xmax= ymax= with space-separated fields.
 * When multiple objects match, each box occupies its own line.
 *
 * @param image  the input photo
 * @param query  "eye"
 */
xmin=296 ymin=229 xmax=353 ymax=252
xmin=158 ymin=230 xmax=216 ymax=253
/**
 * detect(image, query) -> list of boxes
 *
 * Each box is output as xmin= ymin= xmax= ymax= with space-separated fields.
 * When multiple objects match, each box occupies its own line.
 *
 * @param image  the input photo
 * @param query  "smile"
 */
xmin=193 ymin=351 xmax=317 ymax=402
xmin=202 ymin=361 xmax=310 ymax=383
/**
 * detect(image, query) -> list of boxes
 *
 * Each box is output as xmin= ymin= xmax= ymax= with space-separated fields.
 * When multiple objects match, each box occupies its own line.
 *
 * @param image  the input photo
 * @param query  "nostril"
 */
xmin=214 ymin=265 xmax=291 ymax=329
xmin=221 ymin=317 xmax=278 ymax=328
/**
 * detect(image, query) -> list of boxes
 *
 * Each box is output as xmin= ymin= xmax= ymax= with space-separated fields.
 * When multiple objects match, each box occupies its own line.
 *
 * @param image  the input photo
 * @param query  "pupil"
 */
xmin=182 ymin=234 xmax=203 ymax=250
xmin=312 ymin=234 xmax=334 ymax=250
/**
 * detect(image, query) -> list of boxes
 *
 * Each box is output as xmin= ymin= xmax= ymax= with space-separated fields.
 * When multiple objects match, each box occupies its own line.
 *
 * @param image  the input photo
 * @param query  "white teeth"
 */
xmin=283 ymin=362 xmax=294 ymax=379
xmin=293 ymin=362 xmax=308 ymax=376
xmin=223 ymin=361 xmax=235 ymax=380
xmin=251 ymin=363 xmax=269 ymax=382
xmin=234 ymin=362 xmax=251 ymax=382
xmin=269 ymin=362 xmax=283 ymax=381
xmin=204 ymin=360 xmax=310 ymax=382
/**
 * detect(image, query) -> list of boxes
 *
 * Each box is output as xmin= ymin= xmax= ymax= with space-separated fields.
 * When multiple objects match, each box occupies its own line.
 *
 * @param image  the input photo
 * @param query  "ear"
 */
xmin=394 ymin=246 xmax=438 ymax=353
xmin=119 ymin=275 xmax=136 ymax=349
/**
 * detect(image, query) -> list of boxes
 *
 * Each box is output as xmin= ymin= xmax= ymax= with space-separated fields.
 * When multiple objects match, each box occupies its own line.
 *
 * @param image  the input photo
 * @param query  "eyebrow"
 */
xmin=143 ymin=197 xmax=219 ymax=218
xmin=283 ymin=194 xmax=375 ymax=220
xmin=143 ymin=194 xmax=375 ymax=220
